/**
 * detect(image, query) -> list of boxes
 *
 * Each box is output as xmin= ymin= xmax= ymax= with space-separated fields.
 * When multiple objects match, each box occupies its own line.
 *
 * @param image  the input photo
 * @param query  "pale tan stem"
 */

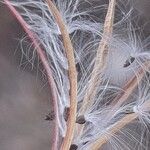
xmin=74 ymin=0 xmax=116 ymax=140
xmin=108 ymin=67 xmax=145 ymax=115
xmin=89 ymin=63 xmax=150 ymax=150
xmin=106 ymin=62 xmax=150 ymax=120
xmin=46 ymin=1 xmax=78 ymax=150
xmin=90 ymin=113 xmax=138 ymax=150
xmin=75 ymin=0 xmax=116 ymax=138
xmin=90 ymin=99 xmax=150 ymax=150
xmin=80 ymin=0 xmax=116 ymax=115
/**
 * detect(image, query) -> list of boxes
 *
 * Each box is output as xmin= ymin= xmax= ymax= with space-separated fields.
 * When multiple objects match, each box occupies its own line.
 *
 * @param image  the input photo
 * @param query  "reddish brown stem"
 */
xmin=4 ymin=1 xmax=59 ymax=149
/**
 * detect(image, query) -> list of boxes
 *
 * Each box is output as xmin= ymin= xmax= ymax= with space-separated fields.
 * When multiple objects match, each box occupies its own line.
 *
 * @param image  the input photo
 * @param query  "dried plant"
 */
xmin=3 ymin=0 xmax=150 ymax=150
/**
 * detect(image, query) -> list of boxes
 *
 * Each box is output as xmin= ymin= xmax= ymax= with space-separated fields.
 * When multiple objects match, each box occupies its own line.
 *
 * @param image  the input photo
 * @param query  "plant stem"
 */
xmin=79 ymin=0 xmax=116 ymax=115
xmin=4 ymin=1 xmax=59 ymax=149
xmin=46 ymin=1 xmax=78 ymax=150
xmin=89 ymin=61 xmax=150 ymax=150
xmin=107 ymin=62 xmax=150 ymax=120
xmin=91 ymin=113 xmax=138 ymax=150
xmin=90 ymin=100 xmax=150 ymax=150
xmin=75 ymin=0 xmax=116 ymax=139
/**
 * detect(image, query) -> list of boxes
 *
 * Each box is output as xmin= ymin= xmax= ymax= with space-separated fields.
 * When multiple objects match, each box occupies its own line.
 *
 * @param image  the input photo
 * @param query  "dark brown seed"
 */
xmin=76 ymin=63 xmax=80 ymax=73
xmin=45 ymin=111 xmax=55 ymax=121
xmin=63 ymin=107 xmax=70 ymax=121
xmin=70 ymin=144 xmax=78 ymax=150
xmin=123 ymin=56 xmax=135 ymax=68
xmin=76 ymin=115 xmax=86 ymax=124
xmin=83 ymin=141 xmax=89 ymax=145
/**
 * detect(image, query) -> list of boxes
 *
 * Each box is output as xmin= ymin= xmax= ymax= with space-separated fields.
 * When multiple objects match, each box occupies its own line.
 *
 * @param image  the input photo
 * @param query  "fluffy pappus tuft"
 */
xmin=3 ymin=0 xmax=150 ymax=150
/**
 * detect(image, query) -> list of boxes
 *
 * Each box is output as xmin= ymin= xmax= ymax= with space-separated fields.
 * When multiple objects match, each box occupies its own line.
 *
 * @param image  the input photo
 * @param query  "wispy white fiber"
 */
xmin=5 ymin=0 xmax=150 ymax=149
xmin=8 ymin=0 xmax=104 ymax=137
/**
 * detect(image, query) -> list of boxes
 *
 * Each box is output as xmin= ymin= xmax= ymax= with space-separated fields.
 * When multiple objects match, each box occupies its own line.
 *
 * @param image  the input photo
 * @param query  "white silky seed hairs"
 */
xmin=3 ymin=0 xmax=150 ymax=150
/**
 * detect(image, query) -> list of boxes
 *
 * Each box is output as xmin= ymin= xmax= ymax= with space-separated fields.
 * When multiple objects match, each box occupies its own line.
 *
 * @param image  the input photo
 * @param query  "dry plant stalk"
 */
xmin=80 ymin=0 xmax=116 ymax=115
xmin=76 ymin=0 xmax=116 ymax=138
xmin=91 ymin=63 xmax=150 ymax=150
xmin=107 ymin=62 xmax=150 ymax=119
xmin=76 ymin=63 xmax=148 ymax=144
xmin=90 ymin=99 xmax=150 ymax=150
xmin=90 ymin=113 xmax=138 ymax=150
xmin=76 ymin=0 xmax=150 ymax=148
xmin=4 ymin=0 xmax=59 ymax=149
xmin=46 ymin=1 xmax=78 ymax=150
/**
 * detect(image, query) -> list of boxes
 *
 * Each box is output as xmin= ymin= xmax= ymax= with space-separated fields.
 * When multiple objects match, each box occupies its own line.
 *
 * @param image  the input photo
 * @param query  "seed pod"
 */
xmin=123 ymin=56 xmax=135 ymax=68
xmin=63 ymin=107 xmax=70 ymax=121
xmin=124 ymin=107 xmax=134 ymax=114
xmin=69 ymin=144 xmax=78 ymax=150
xmin=76 ymin=115 xmax=86 ymax=124
xmin=45 ymin=111 xmax=55 ymax=121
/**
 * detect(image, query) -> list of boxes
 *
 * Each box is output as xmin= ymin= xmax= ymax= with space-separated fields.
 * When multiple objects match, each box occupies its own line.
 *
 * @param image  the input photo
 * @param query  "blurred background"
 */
xmin=0 ymin=2 xmax=54 ymax=150
xmin=0 ymin=1 xmax=150 ymax=150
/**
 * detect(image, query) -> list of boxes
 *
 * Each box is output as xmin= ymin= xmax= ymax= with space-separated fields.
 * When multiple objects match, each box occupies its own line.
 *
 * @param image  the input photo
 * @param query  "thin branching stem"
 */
xmin=106 ymin=62 xmax=150 ymax=120
xmin=46 ymin=1 xmax=78 ymax=150
xmin=91 ymin=113 xmax=138 ymax=150
xmin=90 ymin=100 xmax=150 ymax=150
xmin=80 ymin=0 xmax=116 ymax=115
xmin=113 ymin=62 xmax=150 ymax=105
xmin=90 ymin=63 xmax=150 ymax=150
xmin=4 ymin=1 xmax=59 ymax=149
xmin=76 ymin=0 xmax=116 ymax=139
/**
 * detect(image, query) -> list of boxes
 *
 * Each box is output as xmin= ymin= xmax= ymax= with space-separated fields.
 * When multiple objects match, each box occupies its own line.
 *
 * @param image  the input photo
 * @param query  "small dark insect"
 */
xmin=76 ymin=115 xmax=86 ymax=124
xmin=69 ymin=144 xmax=78 ymax=150
xmin=63 ymin=107 xmax=70 ymax=121
xmin=45 ymin=111 xmax=55 ymax=121
xmin=123 ymin=56 xmax=135 ymax=68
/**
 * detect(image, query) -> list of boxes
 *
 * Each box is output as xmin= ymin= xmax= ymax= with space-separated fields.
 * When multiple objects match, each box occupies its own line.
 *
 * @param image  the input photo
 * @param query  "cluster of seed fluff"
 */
xmin=7 ymin=0 xmax=150 ymax=149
